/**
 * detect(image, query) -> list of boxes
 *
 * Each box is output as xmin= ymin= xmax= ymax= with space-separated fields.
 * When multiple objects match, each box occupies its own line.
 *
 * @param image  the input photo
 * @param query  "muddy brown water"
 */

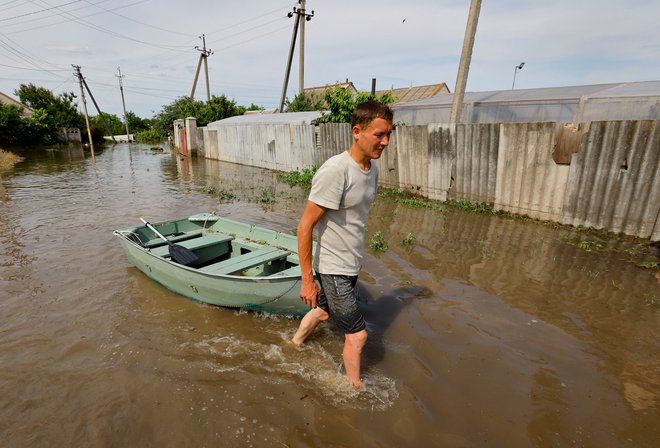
xmin=0 ymin=143 xmax=658 ymax=447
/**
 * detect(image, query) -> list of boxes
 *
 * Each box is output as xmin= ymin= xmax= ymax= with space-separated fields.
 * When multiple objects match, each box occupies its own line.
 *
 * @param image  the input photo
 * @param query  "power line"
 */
xmin=0 ymin=1 xmax=85 ymax=22
xmin=0 ymin=35 xmax=67 ymax=78
xmin=29 ymin=0 xmax=191 ymax=52
xmin=3 ymin=0 xmax=128 ymax=32
xmin=0 ymin=0 xmax=30 ymax=9
xmin=214 ymin=23 xmax=291 ymax=53
xmin=80 ymin=0 xmax=196 ymax=38
xmin=206 ymin=2 xmax=293 ymax=36
xmin=0 ymin=62 xmax=70 ymax=71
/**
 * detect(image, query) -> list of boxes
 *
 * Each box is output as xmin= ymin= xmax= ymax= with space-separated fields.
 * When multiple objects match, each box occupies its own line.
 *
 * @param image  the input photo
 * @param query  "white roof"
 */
xmin=208 ymin=111 xmax=323 ymax=127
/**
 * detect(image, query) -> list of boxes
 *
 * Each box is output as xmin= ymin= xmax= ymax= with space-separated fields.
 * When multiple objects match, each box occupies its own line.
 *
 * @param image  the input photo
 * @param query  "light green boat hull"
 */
xmin=114 ymin=213 xmax=311 ymax=316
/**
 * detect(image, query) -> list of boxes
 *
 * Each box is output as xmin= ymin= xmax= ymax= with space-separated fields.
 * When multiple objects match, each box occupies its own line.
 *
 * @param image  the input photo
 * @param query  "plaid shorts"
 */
xmin=316 ymin=274 xmax=365 ymax=334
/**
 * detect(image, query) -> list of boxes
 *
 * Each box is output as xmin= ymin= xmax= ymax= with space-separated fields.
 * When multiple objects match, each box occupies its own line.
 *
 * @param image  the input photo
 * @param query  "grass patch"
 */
xmin=200 ymin=186 xmax=237 ymax=202
xmin=369 ymin=231 xmax=388 ymax=252
xmin=0 ymin=149 xmax=24 ymax=171
xmin=258 ymin=188 xmax=276 ymax=204
xmin=277 ymin=166 xmax=318 ymax=187
xmin=394 ymin=197 xmax=444 ymax=212
xmin=401 ymin=232 xmax=415 ymax=246
xmin=644 ymin=295 xmax=660 ymax=310
xmin=446 ymin=199 xmax=496 ymax=214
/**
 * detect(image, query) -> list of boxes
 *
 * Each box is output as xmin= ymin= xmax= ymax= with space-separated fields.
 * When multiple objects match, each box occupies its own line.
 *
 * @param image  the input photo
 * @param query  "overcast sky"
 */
xmin=1 ymin=0 xmax=659 ymax=118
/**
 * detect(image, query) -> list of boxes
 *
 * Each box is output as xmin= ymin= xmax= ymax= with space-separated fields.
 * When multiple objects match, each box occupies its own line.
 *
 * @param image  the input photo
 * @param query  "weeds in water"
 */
xmin=579 ymin=265 xmax=602 ymax=279
xmin=258 ymin=188 xmax=276 ymax=204
xmin=277 ymin=166 xmax=318 ymax=187
xmin=611 ymin=280 xmax=624 ymax=291
xmin=401 ymin=232 xmax=415 ymax=246
xmin=394 ymin=197 xmax=444 ymax=212
xmin=637 ymin=261 xmax=660 ymax=269
xmin=577 ymin=240 xmax=592 ymax=251
xmin=643 ymin=295 xmax=659 ymax=310
xmin=369 ymin=231 xmax=388 ymax=252
xmin=200 ymin=186 xmax=236 ymax=201
xmin=377 ymin=187 xmax=404 ymax=198
xmin=446 ymin=199 xmax=496 ymax=214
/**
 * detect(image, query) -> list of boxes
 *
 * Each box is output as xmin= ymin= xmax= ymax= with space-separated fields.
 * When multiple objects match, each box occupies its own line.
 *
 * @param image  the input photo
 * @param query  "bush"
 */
xmin=135 ymin=129 xmax=162 ymax=143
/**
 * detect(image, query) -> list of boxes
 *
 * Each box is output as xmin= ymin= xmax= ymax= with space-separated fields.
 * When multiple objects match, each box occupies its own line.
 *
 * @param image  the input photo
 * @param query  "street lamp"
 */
xmin=512 ymin=62 xmax=525 ymax=89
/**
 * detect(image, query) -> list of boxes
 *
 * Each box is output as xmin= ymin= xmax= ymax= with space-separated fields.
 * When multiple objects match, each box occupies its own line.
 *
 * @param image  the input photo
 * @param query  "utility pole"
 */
xmin=72 ymin=64 xmax=94 ymax=152
xmin=81 ymin=76 xmax=116 ymax=143
xmin=298 ymin=0 xmax=314 ymax=96
xmin=279 ymin=3 xmax=314 ymax=112
xmin=116 ymin=66 xmax=131 ymax=141
xmin=449 ymin=0 xmax=481 ymax=124
xmin=191 ymin=34 xmax=213 ymax=101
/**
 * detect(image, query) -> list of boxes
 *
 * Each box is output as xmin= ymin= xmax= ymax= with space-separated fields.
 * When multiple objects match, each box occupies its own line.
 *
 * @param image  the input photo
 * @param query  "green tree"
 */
xmin=90 ymin=113 xmax=125 ymax=137
xmin=285 ymin=93 xmax=323 ymax=112
xmin=15 ymin=83 xmax=82 ymax=143
xmin=0 ymin=104 xmax=31 ymax=146
xmin=125 ymin=111 xmax=152 ymax=132
xmin=151 ymin=95 xmax=256 ymax=138
xmin=152 ymin=96 xmax=204 ymax=138
xmin=318 ymin=86 xmax=396 ymax=123
xmin=197 ymin=95 xmax=243 ymax=125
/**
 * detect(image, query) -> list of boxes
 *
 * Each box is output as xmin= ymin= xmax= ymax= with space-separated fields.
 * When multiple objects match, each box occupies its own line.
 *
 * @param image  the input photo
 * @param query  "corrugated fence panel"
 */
xmin=198 ymin=119 xmax=659 ymax=240
xmin=427 ymin=124 xmax=455 ymax=201
xmin=453 ymin=123 xmax=499 ymax=203
xmin=317 ymin=123 xmax=351 ymax=165
xmin=561 ymin=120 xmax=660 ymax=238
xmin=376 ymin=129 xmax=399 ymax=189
xmin=495 ymin=122 xmax=570 ymax=221
xmin=397 ymin=125 xmax=429 ymax=195
xmin=286 ymin=125 xmax=317 ymax=170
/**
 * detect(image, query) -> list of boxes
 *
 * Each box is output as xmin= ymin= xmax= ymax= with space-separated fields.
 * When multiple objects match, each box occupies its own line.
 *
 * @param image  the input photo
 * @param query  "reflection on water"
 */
xmin=0 ymin=143 xmax=658 ymax=447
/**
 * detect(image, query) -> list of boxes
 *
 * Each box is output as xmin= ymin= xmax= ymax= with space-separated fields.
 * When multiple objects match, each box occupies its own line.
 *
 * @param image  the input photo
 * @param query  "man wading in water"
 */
xmin=291 ymin=101 xmax=393 ymax=388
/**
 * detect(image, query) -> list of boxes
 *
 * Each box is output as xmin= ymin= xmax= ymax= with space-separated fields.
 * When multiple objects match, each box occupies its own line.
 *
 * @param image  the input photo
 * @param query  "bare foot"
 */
xmin=351 ymin=380 xmax=364 ymax=391
xmin=288 ymin=339 xmax=302 ymax=348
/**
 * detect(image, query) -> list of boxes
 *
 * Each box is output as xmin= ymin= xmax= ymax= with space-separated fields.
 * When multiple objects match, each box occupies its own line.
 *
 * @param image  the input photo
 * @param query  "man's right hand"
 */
xmin=300 ymin=277 xmax=320 ymax=308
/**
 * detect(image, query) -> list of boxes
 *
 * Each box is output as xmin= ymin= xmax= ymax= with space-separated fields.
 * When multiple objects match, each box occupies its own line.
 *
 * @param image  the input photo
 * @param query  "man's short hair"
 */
xmin=351 ymin=100 xmax=394 ymax=128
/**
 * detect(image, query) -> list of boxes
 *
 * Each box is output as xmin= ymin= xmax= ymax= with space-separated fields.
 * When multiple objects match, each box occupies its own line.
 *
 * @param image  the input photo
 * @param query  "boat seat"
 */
xmin=199 ymin=247 xmax=289 ymax=275
xmin=149 ymin=233 xmax=234 ymax=258
xmin=143 ymin=229 xmax=205 ymax=248
xmin=269 ymin=265 xmax=302 ymax=277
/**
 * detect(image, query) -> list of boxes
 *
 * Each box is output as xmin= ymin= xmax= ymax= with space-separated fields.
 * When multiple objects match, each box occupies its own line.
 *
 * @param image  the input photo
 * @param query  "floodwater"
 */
xmin=0 ymin=143 xmax=658 ymax=447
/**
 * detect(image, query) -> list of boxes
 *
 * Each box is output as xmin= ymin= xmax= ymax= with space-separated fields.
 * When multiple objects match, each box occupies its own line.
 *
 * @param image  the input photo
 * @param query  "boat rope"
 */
xmin=201 ymin=211 xmax=217 ymax=235
xmin=118 ymin=230 xmax=145 ymax=246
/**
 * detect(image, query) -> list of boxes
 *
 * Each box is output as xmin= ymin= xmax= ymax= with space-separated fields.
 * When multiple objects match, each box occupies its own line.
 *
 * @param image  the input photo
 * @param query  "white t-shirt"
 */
xmin=308 ymin=151 xmax=378 ymax=275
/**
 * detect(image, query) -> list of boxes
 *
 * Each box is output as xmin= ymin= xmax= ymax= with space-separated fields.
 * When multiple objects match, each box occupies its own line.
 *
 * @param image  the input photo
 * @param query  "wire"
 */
xmin=0 ymin=0 xmax=29 ymax=8
xmin=0 ymin=62 xmax=70 ymax=71
xmin=0 ymin=35 xmax=67 ymax=78
xmin=214 ymin=23 xmax=291 ymax=53
xmin=206 ymin=2 xmax=294 ymax=36
xmin=0 ymin=0 xmax=83 ymax=22
xmin=28 ymin=0 xmax=191 ymax=52
xmin=80 ymin=0 xmax=196 ymax=38
xmin=2 ymin=0 xmax=114 ymax=31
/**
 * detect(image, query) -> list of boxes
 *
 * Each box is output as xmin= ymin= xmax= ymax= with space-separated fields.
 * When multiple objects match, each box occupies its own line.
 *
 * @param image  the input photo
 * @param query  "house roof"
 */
xmin=393 ymin=80 xmax=660 ymax=124
xmin=0 ymin=91 xmax=32 ymax=116
xmin=208 ymin=111 xmax=324 ymax=126
xmin=376 ymin=83 xmax=450 ymax=103
xmin=303 ymin=82 xmax=358 ymax=96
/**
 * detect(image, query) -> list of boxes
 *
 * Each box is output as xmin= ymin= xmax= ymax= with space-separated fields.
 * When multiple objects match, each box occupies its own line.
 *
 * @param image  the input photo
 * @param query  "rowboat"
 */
xmin=114 ymin=213 xmax=311 ymax=316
